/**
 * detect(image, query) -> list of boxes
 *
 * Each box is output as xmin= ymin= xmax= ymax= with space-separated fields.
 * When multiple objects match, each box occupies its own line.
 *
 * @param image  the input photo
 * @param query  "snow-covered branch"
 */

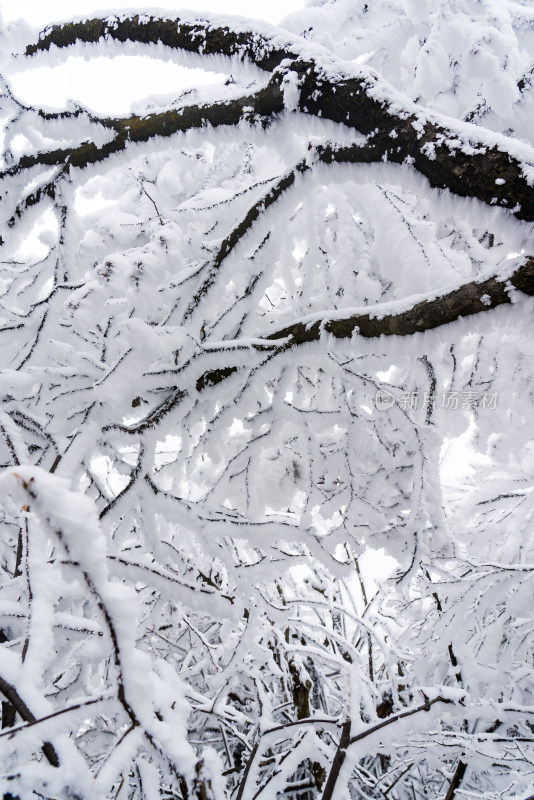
xmin=16 ymin=12 xmax=534 ymax=222
xmin=1 ymin=3 xmax=533 ymax=797
xmin=196 ymin=257 xmax=534 ymax=390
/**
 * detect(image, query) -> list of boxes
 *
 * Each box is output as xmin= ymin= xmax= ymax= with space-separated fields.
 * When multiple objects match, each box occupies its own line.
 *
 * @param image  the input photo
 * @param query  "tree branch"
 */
xmin=22 ymin=15 xmax=534 ymax=220
xmin=442 ymin=758 xmax=467 ymax=800
xmin=195 ymin=258 xmax=534 ymax=391
xmin=320 ymin=718 xmax=351 ymax=800
xmin=182 ymin=160 xmax=308 ymax=321
xmin=293 ymin=59 xmax=534 ymax=221
xmin=235 ymin=741 xmax=260 ymax=800
xmin=0 ymin=674 xmax=59 ymax=767
xmin=349 ymin=694 xmax=457 ymax=746
xmin=266 ymin=257 xmax=534 ymax=345
xmin=0 ymin=695 xmax=105 ymax=744
xmin=25 ymin=14 xmax=299 ymax=71
xmin=3 ymin=83 xmax=285 ymax=225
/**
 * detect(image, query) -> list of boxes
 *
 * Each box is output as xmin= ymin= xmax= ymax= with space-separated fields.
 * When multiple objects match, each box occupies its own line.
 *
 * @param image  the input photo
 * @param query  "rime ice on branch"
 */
xmin=0 ymin=4 xmax=533 ymax=799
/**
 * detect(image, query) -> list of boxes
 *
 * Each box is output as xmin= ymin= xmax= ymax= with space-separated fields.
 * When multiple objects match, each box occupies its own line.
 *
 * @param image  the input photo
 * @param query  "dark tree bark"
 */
xmin=25 ymin=15 xmax=300 ymax=71
xmin=442 ymin=759 xmax=467 ymax=800
xmin=321 ymin=719 xmax=351 ymax=800
xmin=267 ymin=257 xmax=534 ymax=344
xmin=0 ymin=674 xmax=59 ymax=767
xmin=9 ymin=13 xmax=532 ymax=224
xmin=195 ymin=257 xmax=534 ymax=392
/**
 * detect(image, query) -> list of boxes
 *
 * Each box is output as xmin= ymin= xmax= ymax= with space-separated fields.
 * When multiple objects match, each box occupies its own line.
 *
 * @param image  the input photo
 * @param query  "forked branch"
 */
xmin=19 ymin=14 xmax=534 ymax=221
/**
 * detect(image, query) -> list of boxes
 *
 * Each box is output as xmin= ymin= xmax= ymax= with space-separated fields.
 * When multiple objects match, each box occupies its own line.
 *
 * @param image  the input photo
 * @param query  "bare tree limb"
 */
xmin=235 ymin=741 xmax=260 ymax=800
xmin=295 ymin=59 xmax=534 ymax=221
xmin=25 ymin=14 xmax=299 ymax=71
xmin=266 ymin=257 xmax=534 ymax=344
xmin=3 ymin=83 xmax=285 ymax=226
xmin=0 ymin=694 xmax=105 ymax=744
xmin=320 ymin=718 xmax=352 ymax=800
xmin=182 ymin=160 xmax=308 ymax=321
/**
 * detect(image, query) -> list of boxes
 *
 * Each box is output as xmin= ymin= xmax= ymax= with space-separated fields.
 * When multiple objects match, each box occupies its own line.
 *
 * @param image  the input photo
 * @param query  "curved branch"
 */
xmin=8 ymin=175 xmax=62 ymax=227
xmin=23 ymin=15 xmax=534 ymax=220
xmin=195 ymin=258 xmax=534 ymax=391
xmin=2 ymin=83 xmax=284 ymax=224
xmin=293 ymin=59 xmax=534 ymax=220
xmin=348 ymin=694 xmax=457 ymax=746
xmin=25 ymin=14 xmax=299 ymax=71
xmin=266 ymin=257 xmax=534 ymax=345
xmin=103 ymin=389 xmax=186 ymax=435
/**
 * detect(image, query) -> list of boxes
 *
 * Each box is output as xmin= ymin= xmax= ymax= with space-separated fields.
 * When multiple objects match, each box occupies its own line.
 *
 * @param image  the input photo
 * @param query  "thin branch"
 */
xmin=3 ymin=82 xmax=284 ymax=188
xmin=102 ymin=389 xmax=186 ymax=435
xmin=235 ymin=741 xmax=260 ymax=800
xmin=0 ymin=693 xmax=105 ymax=743
xmin=383 ymin=763 xmax=414 ymax=797
xmin=320 ymin=718 xmax=352 ymax=800
xmin=108 ymin=555 xmax=235 ymax=603
xmin=263 ymin=716 xmax=338 ymax=736
xmin=99 ymin=444 xmax=144 ymax=519
xmin=0 ymin=674 xmax=60 ymax=766
xmin=442 ymin=759 xmax=467 ymax=800
xmin=182 ymin=161 xmax=308 ymax=321
xmin=349 ymin=695 xmax=458 ymax=746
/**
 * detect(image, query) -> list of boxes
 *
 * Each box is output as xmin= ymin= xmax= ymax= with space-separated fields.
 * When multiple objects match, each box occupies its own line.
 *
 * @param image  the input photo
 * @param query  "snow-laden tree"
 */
xmin=0 ymin=2 xmax=533 ymax=798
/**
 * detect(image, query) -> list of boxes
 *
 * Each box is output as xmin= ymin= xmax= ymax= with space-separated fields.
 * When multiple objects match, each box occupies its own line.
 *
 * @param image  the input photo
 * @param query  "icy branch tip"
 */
xmin=12 ymin=471 xmax=34 ymax=491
